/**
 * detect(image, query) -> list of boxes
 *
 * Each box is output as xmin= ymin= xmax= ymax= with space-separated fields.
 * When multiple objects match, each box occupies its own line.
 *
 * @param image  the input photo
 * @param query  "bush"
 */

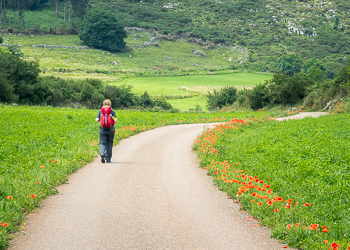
xmin=207 ymin=86 xmax=237 ymax=110
xmin=104 ymin=85 xmax=136 ymax=109
xmin=247 ymin=84 xmax=269 ymax=110
xmin=0 ymin=50 xmax=41 ymax=104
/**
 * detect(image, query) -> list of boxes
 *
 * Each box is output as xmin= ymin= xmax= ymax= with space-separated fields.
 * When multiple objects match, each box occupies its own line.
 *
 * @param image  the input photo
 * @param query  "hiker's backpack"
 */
xmin=100 ymin=106 xmax=115 ymax=128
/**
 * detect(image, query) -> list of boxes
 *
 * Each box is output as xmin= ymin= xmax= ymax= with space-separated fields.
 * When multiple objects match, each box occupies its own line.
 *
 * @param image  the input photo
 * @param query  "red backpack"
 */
xmin=100 ymin=106 xmax=115 ymax=128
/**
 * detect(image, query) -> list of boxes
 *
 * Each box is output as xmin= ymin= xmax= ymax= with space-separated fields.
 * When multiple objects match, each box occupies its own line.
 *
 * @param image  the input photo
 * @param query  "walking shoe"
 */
xmin=101 ymin=155 xmax=105 ymax=163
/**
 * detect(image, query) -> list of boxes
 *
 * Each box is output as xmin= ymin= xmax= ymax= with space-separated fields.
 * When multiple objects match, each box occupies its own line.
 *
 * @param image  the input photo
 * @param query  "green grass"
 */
xmin=194 ymin=114 xmax=350 ymax=249
xmin=117 ymin=73 xmax=271 ymax=110
xmin=0 ymin=105 xmax=279 ymax=249
xmin=4 ymin=34 xmax=244 ymax=78
xmin=3 ymin=34 xmax=272 ymax=111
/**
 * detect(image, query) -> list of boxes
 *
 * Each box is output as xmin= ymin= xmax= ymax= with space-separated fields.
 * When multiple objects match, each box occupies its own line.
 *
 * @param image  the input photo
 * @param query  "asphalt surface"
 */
xmin=10 ymin=123 xmax=287 ymax=250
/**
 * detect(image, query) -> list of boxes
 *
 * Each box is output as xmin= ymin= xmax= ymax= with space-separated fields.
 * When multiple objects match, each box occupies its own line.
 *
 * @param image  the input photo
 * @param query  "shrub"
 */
xmin=104 ymin=85 xmax=136 ymax=109
xmin=0 ymin=50 xmax=41 ymax=104
xmin=207 ymin=86 xmax=237 ymax=110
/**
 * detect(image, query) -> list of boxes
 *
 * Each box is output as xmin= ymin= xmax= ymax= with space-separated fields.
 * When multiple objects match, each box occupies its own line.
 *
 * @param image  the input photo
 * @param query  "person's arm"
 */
xmin=112 ymin=110 xmax=117 ymax=123
xmin=96 ymin=111 xmax=101 ymax=122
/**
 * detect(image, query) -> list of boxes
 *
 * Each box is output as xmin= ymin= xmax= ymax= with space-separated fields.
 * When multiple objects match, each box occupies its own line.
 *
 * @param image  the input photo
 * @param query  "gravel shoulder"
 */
xmin=10 ymin=123 xmax=288 ymax=250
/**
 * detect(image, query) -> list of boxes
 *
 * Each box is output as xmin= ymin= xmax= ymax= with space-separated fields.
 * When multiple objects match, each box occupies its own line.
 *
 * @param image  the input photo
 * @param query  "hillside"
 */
xmin=1 ymin=0 xmax=349 ymax=75
xmin=109 ymin=0 xmax=350 ymax=75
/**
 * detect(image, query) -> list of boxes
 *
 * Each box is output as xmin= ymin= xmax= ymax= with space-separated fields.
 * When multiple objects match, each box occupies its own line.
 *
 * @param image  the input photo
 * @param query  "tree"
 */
xmin=277 ymin=54 xmax=303 ymax=77
xmin=71 ymin=0 xmax=88 ymax=18
xmin=79 ymin=8 xmax=127 ymax=52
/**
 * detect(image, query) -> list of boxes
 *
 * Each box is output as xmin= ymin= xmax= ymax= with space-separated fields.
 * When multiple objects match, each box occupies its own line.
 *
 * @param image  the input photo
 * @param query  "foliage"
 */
xmin=79 ymin=8 xmax=127 ymax=52
xmin=0 ymin=49 xmax=41 ymax=104
xmin=277 ymin=54 xmax=303 ymax=77
xmin=193 ymin=114 xmax=350 ymax=249
xmin=206 ymin=86 xmax=237 ymax=110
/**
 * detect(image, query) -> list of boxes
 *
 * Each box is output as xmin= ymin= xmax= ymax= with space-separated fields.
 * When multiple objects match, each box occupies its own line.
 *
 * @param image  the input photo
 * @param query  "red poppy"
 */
xmin=30 ymin=194 xmax=36 ymax=198
xmin=6 ymin=196 xmax=13 ymax=199
xmin=331 ymin=243 xmax=339 ymax=250
xmin=274 ymin=209 xmax=279 ymax=212
xmin=304 ymin=203 xmax=311 ymax=206
xmin=1 ymin=222 xmax=8 ymax=227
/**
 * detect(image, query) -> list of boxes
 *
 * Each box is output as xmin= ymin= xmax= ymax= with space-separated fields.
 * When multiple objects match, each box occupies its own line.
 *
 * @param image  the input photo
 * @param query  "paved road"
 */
xmin=10 ymin=123 xmax=285 ymax=250
xmin=276 ymin=111 xmax=328 ymax=121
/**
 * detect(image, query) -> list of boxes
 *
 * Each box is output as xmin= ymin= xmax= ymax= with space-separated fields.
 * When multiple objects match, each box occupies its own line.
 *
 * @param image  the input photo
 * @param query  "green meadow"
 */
xmin=3 ymin=34 xmax=272 ymax=110
xmin=0 ymin=105 xmax=278 ymax=249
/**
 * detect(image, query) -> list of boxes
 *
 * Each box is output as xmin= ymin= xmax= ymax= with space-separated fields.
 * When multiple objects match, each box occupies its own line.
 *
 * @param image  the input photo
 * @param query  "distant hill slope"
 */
xmin=1 ymin=0 xmax=349 ymax=74
xmin=106 ymin=0 xmax=350 ymax=74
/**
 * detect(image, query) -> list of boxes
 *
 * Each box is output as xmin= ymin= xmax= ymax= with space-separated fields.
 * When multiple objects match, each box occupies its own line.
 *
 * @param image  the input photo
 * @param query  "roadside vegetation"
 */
xmin=193 ymin=113 xmax=350 ymax=249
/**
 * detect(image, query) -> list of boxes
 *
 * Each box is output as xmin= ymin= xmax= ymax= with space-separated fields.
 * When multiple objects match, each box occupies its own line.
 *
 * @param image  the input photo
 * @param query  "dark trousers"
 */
xmin=99 ymin=127 xmax=115 ymax=162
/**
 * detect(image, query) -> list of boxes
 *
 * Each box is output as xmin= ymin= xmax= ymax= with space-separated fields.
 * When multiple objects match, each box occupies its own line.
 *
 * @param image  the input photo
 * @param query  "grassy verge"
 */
xmin=0 ymin=105 xmax=279 ymax=249
xmin=193 ymin=113 xmax=350 ymax=249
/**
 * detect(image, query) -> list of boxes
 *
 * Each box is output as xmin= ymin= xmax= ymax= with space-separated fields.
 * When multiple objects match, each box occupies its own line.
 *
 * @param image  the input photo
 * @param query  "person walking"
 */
xmin=96 ymin=99 xmax=117 ymax=163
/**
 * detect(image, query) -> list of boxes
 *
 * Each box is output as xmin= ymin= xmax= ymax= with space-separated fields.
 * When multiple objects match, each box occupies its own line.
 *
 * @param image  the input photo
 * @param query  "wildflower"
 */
xmin=285 ymin=203 xmax=291 ymax=209
xmin=324 ymin=240 xmax=329 ymax=243
xmin=274 ymin=209 xmax=279 ymax=212
xmin=30 ymin=194 xmax=36 ymax=198
xmin=323 ymin=229 xmax=329 ymax=233
xmin=304 ymin=203 xmax=311 ymax=206
xmin=295 ymin=223 xmax=300 ymax=226
xmin=310 ymin=224 xmax=319 ymax=231
xmin=331 ymin=243 xmax=339 ymax=250
xmin=286 ymin=224 xmax=293 ymax=230
xmin=6 ymin=196 xmax=13 ymax=199
xmin=257 ymin=202 xmax=262 ymax=206
xmin=1 ymin=222 xmax=8 ymax=227
xmin=267 ymin=200 xmax=273 ymax=206
xmin=251 ymin=200 xmax=255 ymax=203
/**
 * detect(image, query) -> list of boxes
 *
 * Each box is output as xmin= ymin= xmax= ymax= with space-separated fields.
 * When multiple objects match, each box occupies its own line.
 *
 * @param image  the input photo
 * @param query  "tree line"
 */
xmin=0 ymin=0 xmax=88 ymax=29
xmin=207 ymin=55 xmax=350 ymax=111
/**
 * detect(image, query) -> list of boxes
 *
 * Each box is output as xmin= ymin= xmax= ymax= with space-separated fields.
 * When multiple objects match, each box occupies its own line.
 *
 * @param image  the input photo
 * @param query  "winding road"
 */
xmin=10 ymin=123 xmax=289 ymax=250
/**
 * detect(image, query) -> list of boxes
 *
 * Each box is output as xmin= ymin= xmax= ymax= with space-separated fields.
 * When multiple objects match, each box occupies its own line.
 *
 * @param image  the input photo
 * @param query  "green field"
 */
xmin=3 ymin=34 xmax=272 ymax=111
xmin=116 ymin=73 xmax=271 ymax=110
xmin=194 ymin=114 xmax=350 ymax=249
xmin=0 ymin=105 xmax=279 ymax=249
